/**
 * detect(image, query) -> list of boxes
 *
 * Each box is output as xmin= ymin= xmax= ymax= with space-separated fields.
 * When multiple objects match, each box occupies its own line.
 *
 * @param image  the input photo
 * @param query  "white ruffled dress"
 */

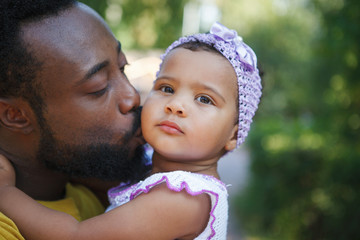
xmin=107 ymin=170 xmax=228 ymax=240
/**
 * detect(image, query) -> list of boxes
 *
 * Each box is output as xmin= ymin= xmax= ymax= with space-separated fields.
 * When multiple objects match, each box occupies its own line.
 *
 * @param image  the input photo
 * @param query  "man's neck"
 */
xmin=14 ymin=164 xmax=69 ymax=201
xmin=0 ymin=145 xmax=69 ymax=201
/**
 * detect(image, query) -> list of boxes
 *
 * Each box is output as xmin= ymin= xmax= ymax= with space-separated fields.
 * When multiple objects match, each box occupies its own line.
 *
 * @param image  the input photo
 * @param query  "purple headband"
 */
xmin=158 ymin=22 xmax=262 ymax=148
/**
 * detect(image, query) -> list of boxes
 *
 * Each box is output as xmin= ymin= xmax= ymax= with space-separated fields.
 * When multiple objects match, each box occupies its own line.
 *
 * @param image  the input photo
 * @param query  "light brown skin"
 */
xmin=0 ymin=3 xmax=142 ymax=203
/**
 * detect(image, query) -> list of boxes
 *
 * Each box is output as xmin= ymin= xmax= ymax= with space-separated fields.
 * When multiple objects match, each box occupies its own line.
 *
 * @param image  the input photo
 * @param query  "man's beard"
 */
xmin=36 ymin=109 xmax=149 ymax=183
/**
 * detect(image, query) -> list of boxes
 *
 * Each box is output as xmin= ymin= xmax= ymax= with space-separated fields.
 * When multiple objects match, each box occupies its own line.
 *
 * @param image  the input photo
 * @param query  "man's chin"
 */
xmin=37 ymin=106 xmax=147 ymax=182
xmin=38 ymin=141 xmax=148 ymax=182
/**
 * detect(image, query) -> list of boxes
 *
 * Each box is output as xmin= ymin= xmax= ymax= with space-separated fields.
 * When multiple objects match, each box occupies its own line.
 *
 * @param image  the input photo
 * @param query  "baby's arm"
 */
xmin=0 ymin=155 xmax=80 ymax=239
xmin=0 ymin=155 xmax=210 ymax=240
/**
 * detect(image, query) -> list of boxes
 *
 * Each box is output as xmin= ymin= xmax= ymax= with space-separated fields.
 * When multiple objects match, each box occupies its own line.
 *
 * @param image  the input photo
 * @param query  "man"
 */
xmin=0 ymin=0 xmax=148 ymax=238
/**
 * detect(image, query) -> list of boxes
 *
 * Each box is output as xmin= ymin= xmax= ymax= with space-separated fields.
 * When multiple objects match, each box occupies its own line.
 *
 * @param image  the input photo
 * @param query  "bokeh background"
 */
xmin=80 ymin=0 xmax=360 ymax=239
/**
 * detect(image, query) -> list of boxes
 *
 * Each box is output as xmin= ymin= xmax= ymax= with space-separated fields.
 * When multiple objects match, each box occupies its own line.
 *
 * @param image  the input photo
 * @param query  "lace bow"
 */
xmin=210 ymin=22 xmax=256 ymax=71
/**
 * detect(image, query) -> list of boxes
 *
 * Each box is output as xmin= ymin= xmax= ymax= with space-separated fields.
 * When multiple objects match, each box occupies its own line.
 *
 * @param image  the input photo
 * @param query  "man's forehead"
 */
xmin=22 ymin=4 xmax=109 ymax=46
xmin=20 ymin=3 xmax=118 ymax=65
xmin=19 ymin=3 xmax=120 ymax=94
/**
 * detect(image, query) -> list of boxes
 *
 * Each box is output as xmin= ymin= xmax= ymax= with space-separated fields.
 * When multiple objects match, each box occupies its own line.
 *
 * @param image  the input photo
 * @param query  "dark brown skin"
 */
xmin=0 ymin=3 xmax=142 ymax=203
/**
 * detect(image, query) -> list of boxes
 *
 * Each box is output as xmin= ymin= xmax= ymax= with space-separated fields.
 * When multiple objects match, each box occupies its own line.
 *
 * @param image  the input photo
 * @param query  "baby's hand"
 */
xmin=0 ymin=155 xmax=16 ymax=188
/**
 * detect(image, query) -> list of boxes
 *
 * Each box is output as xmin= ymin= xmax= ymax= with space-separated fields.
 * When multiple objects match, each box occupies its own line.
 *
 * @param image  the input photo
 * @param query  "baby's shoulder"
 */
xmin=137 ymin=170 xmax=227 ymax=196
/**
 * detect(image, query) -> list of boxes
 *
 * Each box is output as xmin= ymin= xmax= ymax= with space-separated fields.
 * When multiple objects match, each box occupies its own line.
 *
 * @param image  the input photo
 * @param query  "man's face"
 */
xmin=22 ymin=3 xmax=146 ymax=181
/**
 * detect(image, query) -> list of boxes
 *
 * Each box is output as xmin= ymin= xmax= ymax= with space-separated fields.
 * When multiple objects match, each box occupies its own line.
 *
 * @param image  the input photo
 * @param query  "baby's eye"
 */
xmin=160 ymin=86 xmax=174 ymax=94
xmin=196 ymin=95 xmax=214 ymax=105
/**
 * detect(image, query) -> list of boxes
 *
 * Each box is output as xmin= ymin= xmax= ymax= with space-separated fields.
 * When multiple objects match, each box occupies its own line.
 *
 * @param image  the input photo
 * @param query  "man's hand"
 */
xmin=0 ymin=154 xmax=16 ymax=188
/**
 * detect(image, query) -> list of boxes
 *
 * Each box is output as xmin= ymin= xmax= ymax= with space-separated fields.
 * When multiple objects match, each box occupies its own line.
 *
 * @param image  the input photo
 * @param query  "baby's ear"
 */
xmin=225 ymin=124 xmax=238 ymax=151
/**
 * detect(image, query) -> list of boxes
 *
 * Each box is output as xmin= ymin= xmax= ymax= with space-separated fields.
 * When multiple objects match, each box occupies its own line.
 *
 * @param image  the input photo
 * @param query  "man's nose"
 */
xmin=116 ymin=79 xmax=140 ymax=114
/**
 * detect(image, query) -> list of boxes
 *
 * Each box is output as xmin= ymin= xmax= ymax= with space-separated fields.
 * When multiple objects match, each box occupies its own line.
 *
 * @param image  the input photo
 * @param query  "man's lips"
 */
xmin=157 ymin=120 xmax=184 ymax=134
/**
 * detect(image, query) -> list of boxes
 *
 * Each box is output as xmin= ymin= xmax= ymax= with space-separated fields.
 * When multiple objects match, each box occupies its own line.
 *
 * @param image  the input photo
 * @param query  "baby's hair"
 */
xmin=175 ymin=41 xmax=220 ymax=55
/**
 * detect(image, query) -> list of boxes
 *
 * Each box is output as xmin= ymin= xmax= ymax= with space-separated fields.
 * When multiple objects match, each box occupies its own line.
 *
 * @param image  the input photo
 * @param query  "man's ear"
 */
xmin=224 ymin=124 xmax=238 ymax=152
xmin=0 ymin=99 xmax=34 ymax=134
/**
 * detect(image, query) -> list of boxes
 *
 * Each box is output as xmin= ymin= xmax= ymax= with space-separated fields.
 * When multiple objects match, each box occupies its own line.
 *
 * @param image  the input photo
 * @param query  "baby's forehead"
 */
xmin=166 ymin=46 xmax=227 ymax=62
xmin=160 ymin=47 xmax=238 ymax=95
xmin=163 ymin=47 xmax=234 ymax=73
xmin=170 ymin=47 xmax=236 ymax=81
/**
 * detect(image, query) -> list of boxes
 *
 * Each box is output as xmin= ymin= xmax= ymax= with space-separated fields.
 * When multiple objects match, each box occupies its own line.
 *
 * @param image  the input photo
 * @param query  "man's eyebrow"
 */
xmin=75 ymin=42 xmax=120 ymax=86
xmin=76 ymin=60 xmax=109 ymax=86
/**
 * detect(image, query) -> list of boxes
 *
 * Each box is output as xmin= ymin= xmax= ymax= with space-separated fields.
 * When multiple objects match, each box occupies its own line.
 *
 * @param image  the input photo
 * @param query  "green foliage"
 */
xmin=114 ymin=0 xmax=188 ymax=49
xmin=236 ymin=0 xmax=360 ymax=239
xmin=80 ymin=0 xmax=187 ymax=49
xmin=116 ymin=0 xmax=187 ymax=48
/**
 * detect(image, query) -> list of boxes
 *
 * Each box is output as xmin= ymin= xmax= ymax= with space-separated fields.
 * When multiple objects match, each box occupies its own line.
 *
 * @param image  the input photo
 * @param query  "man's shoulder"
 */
xmin=0 ymin=183 xmax=105 ymax=240
xmin=65 ymin=183 xmax=105 ymax=220
xmin=0 ymin=212 xmax=25 ymax=240
xmin=37 ymin=183 xmax=105 ymax=221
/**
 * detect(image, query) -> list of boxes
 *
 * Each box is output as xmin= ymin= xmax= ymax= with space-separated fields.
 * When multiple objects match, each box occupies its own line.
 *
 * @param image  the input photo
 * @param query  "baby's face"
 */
xmin=141 ymin=48 xmax=238 ymax=161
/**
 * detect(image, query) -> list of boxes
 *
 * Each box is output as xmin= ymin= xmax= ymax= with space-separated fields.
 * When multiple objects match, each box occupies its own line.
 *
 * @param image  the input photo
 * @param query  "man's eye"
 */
xmin=160 ymin=86 xmax=174 ymax=93
xmin=196 ymin=95 xmax=214 ymax=105
xmin=89 ymin=86 xmax=108 ymax=97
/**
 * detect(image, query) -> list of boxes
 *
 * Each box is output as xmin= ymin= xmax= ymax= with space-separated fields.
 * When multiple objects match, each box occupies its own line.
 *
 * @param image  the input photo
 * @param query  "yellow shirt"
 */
xmin=0 ymin=183 xmax=105 ymax=240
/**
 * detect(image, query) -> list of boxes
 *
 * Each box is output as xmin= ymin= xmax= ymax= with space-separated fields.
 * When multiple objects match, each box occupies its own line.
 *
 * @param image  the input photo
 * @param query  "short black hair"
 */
xmin=0 ymin=0 xmax=76 ymax=124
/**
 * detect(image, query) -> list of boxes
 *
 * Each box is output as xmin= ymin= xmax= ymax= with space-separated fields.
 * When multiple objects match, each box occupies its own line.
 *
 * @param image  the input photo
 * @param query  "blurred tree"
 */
xmin=235 ymin=0 xmax=360 ymax=239
xmin=110 ymin=0 xmax=187 ymax=49
xmin=80 ymin=0 xmax=188 ymax=49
